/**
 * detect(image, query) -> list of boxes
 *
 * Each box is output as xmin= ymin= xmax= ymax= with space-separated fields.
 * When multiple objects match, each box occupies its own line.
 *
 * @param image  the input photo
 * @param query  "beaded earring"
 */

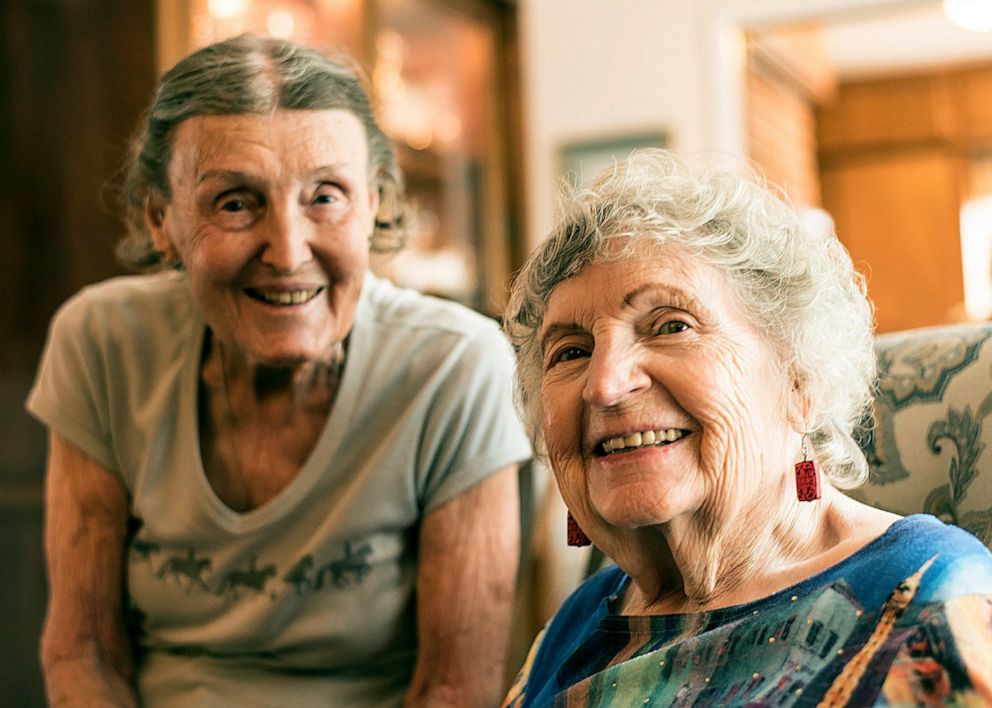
xmin=566 ymin=512 xmax=591 ymax=547
xmin=795 ymin=433 xmax=821 ymax=502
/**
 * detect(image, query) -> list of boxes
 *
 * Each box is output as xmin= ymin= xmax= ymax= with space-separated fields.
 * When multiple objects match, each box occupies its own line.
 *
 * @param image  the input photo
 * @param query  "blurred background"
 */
xmin=4 ymin=0 xmax=992 ymax=702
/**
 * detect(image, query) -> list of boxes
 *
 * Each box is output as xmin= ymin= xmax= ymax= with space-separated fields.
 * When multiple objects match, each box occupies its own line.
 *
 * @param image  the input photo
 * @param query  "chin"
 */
xmin=593 ymin=485 xmax=701 ymax=530
xmin=595 ymin=498 xmax=679 ymax=530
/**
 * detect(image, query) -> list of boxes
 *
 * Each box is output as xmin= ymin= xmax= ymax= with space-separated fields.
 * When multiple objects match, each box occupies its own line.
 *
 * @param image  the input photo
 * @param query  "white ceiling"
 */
xmin=821 ymin=1 xmax=992 ymax=78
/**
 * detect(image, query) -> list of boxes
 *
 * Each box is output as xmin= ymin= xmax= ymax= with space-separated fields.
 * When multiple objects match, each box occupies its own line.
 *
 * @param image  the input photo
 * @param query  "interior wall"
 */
xmin=517 ymin=0 xmax=705 ymax=248
xmin=517 ymin=0 xmax=928 ymax=249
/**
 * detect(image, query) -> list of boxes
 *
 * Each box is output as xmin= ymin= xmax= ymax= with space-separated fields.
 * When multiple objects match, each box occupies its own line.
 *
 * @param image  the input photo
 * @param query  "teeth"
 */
xmin=601 ymin=429 xmax=685 ymax=454
xmin=252 ymin=288 xmax=321 ymax=306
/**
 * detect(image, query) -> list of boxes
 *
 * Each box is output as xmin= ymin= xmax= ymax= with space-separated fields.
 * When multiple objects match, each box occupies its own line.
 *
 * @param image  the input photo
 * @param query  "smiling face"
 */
xmin=147 ymin=109 xmax=378 ymax=366
xmin=539 ymin=241 xmax=801 ymax=542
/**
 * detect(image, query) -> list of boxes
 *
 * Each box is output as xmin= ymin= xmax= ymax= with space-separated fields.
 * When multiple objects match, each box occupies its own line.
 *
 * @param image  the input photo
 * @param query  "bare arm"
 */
xmin=41 ymin=432 xmax=137 ymax=707
xmin=404 ymin=465 xmax=520 ymax=708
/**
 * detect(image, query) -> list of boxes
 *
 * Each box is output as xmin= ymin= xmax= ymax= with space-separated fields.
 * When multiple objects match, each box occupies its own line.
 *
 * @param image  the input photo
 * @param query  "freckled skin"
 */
xmin=147 ymin=110 xmax=379 ymax=368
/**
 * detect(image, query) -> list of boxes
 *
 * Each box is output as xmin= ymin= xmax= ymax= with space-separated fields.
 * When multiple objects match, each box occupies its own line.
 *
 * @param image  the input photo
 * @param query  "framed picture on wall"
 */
xmin=558 ymin=131 xmax=669 ymax=187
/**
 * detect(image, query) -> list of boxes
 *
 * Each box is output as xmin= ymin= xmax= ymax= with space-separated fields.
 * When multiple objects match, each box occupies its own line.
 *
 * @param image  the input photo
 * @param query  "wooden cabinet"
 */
xmin=820 ymin=148 xmax=965 ymax=333
xmin=952 ymin=67 xmax=992 ymax=146
xmin=817 ymin=63 xmax=992 ymax=333
xmin=818 ymin=74 xmax=956 ymax=151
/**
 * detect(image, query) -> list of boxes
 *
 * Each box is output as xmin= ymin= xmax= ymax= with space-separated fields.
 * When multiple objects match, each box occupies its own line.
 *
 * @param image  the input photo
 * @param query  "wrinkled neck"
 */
xmin=616 ymin=478 xmax=854 ymax=615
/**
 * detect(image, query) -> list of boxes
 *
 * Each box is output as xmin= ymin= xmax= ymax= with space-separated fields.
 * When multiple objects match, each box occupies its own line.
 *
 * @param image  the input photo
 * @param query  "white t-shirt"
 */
xmin=28 ymin=270 xmax=531 ymax=707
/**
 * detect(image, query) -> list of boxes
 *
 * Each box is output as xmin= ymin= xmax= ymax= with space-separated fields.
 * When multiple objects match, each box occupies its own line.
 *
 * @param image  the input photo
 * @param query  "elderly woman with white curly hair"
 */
xmin=503 ymin=149 xmax=992 ymax=707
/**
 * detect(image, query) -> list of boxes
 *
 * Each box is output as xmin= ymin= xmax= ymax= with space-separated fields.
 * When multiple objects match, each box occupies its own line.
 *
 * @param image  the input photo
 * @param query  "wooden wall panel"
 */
xmin=821 ymin=148 xmax=965 ymax=333
xmin=953 ymin=67 xmax=992 ymax=146
xmin=746 ymin=67 xmax=822 ymax=207
xmin=818 ymin=75 xmax=956 ymax=152
xmin=745 ymin=25 xmax=834 ymax=208
xmin=817 ymin=61 xmax=992 ymax=335
xmin=0 ymin=1 xmax=158 ymax=704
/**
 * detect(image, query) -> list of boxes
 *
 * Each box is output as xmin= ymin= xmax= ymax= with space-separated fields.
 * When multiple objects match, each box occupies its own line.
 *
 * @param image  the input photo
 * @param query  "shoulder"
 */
xmin=52 ymin=272 xmax=197 ymax=342
xmin=884 ymin=515 xmax=989 ymax=563
xmin=854 ymin=515 xmax=992 ymax=604
xmin=906 ymin=516 xmax=992 ymax=602
xmin=361 ymin=273 xmax=505 ymax=343
xmin=516 ymin=566 xmax=625 ymax=704
xmin=45 ymin=272 xmax=202 ymax=386
xmin=356 ymin=273 xmax=516 ymax=387
xmin=540 ymin=566 xmax=625 ymax=658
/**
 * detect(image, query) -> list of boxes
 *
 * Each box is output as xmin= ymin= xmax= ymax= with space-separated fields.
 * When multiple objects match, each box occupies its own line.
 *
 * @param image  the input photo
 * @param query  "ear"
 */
xmin=145 ymin=192 xmax=177 ymax=263
xmin=786 ymin=374 xmax=813 ymax=433
xmin=369 ymin=182 xmax=381 ymax=213
xmin=367 ymin=182 xmax=381 ymax=233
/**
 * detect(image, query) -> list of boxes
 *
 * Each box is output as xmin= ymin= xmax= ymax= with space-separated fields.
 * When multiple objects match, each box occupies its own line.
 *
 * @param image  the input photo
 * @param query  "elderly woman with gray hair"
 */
xmin=27 ymin=35 xmax=530 ymax=707
xmin=503 ymin=150 xmax=992 ymax=707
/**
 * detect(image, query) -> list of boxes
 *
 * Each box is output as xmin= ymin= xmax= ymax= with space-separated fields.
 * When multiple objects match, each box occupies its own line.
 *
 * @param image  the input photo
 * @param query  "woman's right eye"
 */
xmin=219 ymin=197 xmax=247 ymax=212
xmin=548 ymin=345 xmax=588 ymax=367
xmin=210 ymin=190 xmax=261 ymax=228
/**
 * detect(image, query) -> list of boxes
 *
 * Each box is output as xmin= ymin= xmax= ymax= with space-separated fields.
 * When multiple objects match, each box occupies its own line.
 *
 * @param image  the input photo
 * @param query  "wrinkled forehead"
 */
xmin=538 ymin=239 xmax=726 ymax=331
xmin=166 ymin=109 xmax=371 ymax=186
xmin=543 ymin=234 xmax=701 ymax=301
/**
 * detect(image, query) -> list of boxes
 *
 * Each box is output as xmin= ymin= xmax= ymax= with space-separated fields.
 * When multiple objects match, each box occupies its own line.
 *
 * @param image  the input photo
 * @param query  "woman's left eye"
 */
xmin=220 ymin=198 xmax=247 ymax=212
xmin=312 ymin=184 xmax=345 ymax=205
xmin=656 ymin=319 xmax=689 ymax=335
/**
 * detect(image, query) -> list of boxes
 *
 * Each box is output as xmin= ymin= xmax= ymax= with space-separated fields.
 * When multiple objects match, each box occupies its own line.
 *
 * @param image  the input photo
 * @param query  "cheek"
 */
xmin=540 ymin=384 xmax=584 ymax=465
xmin=314 ymin=220 xmax=370 ymax=275
xmin=182 ymin=234 xmax=250 ymax=285
xmin=539 ymin=395 xmax=568 ymax=459
xmin=670 ymin=345 xmax=763 ymax=426
xmin=677 ymin=350 xmax=790 ymax=496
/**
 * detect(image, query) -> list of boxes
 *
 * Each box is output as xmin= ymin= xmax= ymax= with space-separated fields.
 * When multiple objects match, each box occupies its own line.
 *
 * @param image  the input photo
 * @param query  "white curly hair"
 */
xmin=504 ymin=149 xmax=876 ymax=488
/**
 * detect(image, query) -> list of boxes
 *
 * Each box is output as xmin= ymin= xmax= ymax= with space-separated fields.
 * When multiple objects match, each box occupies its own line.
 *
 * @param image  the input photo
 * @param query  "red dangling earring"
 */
xmin=566 ymin=512 xmax=591 ymax=546
xmin=795 ymin=433 xmax=821 ymax=502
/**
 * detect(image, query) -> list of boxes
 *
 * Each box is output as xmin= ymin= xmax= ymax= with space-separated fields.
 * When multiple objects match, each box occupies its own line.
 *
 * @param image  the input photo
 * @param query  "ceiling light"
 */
xmin=943 ymin=0 xmax=992 ymax=32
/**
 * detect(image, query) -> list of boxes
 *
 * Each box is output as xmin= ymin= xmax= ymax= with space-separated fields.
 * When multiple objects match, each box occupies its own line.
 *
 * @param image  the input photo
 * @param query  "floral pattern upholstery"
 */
xmin=852 ymin=323 xmax=992 ymax=549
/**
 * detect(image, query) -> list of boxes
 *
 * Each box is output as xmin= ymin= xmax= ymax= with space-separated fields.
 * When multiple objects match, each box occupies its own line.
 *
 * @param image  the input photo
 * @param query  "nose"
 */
xmin=582 ymin=336 xmax=651 ymax=407
xmin=259 ymin=203 xmax=314 ymax=273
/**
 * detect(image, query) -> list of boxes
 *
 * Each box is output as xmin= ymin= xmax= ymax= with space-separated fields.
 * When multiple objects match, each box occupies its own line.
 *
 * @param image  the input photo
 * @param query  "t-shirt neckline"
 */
xmin=183 ymin=273 xmax=377 ymax=534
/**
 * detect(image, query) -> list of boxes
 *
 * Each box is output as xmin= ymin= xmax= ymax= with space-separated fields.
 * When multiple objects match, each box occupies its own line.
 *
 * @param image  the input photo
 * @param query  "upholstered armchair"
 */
xmin=852 ymin=322 xmax=992 ymax=549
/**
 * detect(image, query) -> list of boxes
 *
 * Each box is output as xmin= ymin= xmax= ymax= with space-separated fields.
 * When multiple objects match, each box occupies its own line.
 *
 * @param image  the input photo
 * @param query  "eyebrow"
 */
xmin=196 ymin=169 xmax=261 ymax=187
xmin=304 ymin=163 xmax=350 ymax=180
xmin=195 ymin=164 xmax=350 ymax=186
xmin=623 ymin=282 xmax=707 ymax=315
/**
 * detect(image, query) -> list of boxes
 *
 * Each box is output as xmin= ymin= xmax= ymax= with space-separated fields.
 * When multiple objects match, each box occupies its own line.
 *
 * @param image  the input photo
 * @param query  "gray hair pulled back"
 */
xmin=504 ymin=149 xmax=876 ymax=488
xmin=118 ymin=34 xmax=405 ymax=268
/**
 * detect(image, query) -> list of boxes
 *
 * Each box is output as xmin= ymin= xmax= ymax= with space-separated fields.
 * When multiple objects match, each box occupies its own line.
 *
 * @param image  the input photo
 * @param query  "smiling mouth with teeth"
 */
xmin=245 ymin=287 xmax=324 ymax=306
xmin=599 ymin=429 xmax=687 ymax=455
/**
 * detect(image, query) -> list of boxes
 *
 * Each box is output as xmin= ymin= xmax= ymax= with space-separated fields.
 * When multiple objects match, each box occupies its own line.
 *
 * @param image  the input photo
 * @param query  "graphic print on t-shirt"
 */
xmin=127 ymin=516 xmax=374 ymax=601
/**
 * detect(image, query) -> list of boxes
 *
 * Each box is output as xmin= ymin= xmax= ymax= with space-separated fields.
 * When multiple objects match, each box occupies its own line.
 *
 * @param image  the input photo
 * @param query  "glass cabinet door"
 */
xmin=169 ymin=0 xmax=522 ymax=314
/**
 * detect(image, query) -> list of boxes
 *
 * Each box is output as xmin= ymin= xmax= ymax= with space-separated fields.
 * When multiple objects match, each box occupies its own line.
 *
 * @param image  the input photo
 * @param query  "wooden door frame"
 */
xmin=696 ymin=0 xmax=932 ymax=156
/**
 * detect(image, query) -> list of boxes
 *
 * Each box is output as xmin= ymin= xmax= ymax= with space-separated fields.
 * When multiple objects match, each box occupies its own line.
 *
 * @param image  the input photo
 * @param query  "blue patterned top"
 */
xmin=505 ymin=515 xmax=992 ymax=707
